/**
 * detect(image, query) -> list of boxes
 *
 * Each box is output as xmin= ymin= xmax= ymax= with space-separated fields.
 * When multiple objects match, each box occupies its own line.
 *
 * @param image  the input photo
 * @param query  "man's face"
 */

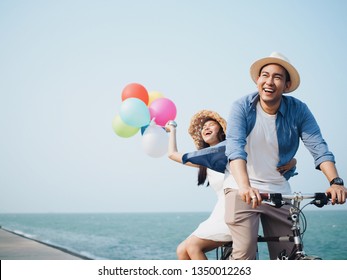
xmin=256 ymin=64 xmax=291 ymax=110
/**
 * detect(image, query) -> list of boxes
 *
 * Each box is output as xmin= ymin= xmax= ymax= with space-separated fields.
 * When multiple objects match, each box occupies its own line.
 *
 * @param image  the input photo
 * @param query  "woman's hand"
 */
xmin=165 ymin=120 xmax=177 ymax=132
xmin=277 ymin=158 xmax=297 ymax=175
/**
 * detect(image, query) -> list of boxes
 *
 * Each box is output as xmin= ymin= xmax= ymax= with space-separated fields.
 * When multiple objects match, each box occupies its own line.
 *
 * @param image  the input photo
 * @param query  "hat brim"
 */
xmin=250 ymin=57 xmax=300 ymax=93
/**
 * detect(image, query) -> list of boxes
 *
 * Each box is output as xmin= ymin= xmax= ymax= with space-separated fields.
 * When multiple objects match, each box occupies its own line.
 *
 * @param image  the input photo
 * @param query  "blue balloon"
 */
xmin=120 ymin=98 xmax=150 ymax=128
xmin=141 ymin=125 xmax=149 ymax=135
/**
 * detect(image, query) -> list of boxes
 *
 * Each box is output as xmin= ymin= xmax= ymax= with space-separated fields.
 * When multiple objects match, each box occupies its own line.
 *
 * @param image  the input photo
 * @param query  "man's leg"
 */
xmin=260 ymin=204 xmax=293 ymax=260
xmin=224 ymin=188 xmax=260 ymax=260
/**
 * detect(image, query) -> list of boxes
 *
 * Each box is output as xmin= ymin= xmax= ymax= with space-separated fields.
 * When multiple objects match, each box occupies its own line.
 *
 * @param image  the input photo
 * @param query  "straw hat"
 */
xmin=250 ymin=52 xmax=300 ymax=93
xmin=188 ymin=110 xmax=227 ymax=150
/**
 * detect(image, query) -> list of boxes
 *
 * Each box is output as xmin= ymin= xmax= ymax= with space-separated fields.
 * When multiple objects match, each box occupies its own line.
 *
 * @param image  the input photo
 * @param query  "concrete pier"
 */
xmin=0 ymin=228 xmax=91 ymax=260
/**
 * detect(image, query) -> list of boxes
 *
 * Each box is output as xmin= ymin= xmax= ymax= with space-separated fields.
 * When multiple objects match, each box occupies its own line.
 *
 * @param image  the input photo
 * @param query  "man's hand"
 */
xmin=326 ymin=185 xmax=347 ymax=205
xmin=238 ymin=186 xmax=262 ymax=208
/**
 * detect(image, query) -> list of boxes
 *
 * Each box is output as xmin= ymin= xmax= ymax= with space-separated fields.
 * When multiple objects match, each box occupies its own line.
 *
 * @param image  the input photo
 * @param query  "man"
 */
xmin=223 ymin=52 xmax=346 ymax=260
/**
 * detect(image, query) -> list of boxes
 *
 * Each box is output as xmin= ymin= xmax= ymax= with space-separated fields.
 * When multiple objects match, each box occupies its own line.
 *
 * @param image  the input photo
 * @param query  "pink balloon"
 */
xmin=149 ymin=98 xmax=177 ymax=126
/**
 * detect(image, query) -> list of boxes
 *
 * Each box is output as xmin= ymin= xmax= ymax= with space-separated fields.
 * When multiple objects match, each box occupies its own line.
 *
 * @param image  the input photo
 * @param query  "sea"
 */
xmin=0 ymin=210 xmax=346 ymax=260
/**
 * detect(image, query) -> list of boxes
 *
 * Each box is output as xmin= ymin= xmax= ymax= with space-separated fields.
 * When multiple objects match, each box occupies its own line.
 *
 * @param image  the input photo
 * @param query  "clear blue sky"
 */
xmin=1 ymin=0 xmax=346 ymax=213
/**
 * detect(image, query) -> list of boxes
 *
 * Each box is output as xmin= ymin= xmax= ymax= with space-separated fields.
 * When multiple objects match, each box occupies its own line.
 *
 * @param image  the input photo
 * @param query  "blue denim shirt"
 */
xmin=226 ymin=92 xmax=335 ymax=179
xmin=182 ymin=140 xmax=227 ymax=173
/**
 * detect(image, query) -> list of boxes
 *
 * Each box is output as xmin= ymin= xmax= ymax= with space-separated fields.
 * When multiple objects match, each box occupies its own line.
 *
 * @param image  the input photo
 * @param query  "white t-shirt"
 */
xmin=224 ymin=102 xmax=291 ymax=194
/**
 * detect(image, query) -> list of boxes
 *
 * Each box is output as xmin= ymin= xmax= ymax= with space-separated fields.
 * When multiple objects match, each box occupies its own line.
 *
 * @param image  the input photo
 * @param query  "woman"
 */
xmin=165 ymin=110 xmax=298 ymax=260
xmin=165 ymin=110 xmax=233 ymax=260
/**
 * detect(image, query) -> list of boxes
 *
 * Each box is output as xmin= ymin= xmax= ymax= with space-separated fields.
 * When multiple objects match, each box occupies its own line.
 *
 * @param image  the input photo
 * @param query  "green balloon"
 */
xmin=112 ymin=115 xmax=139 ymax=138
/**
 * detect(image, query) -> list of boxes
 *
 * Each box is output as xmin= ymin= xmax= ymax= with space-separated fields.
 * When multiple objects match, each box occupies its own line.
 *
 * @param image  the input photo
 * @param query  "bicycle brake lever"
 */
xmin=262 ymin=201 xmax=277 ymax=207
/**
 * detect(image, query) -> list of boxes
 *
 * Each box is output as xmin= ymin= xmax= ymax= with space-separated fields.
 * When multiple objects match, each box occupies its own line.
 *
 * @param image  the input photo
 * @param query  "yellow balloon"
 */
xmin=148 ymin=91 xmax=164 ymax=106
xmin=112 ymin=115 xmax=139 ymax=138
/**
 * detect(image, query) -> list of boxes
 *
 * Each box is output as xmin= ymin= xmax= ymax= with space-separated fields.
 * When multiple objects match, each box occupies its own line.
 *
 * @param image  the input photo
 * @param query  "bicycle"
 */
xmin=218 ymin=192 xmax=332 ymax=260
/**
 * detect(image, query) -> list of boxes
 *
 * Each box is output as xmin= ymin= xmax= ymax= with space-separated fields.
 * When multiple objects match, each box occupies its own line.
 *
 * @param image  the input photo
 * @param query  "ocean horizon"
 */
xmin=1 ymin=210 xmax=346 ymax=260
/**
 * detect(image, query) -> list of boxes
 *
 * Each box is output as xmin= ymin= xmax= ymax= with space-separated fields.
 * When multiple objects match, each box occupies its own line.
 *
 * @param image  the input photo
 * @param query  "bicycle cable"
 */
xmin=284 ymin=201 xmax=308 ymax=238
xmin=298 ymin=202 xmax=312 ymax=238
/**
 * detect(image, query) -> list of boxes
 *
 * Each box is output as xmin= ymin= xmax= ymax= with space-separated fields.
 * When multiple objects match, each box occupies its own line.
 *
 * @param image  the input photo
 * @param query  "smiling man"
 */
xmin=223 ymin=52 xmax=346 ymax=260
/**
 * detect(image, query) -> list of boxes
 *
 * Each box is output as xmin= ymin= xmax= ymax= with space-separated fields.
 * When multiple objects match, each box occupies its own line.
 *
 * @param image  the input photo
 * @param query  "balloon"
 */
xmin=121 ymin=83 xmax=149 ymax=105
xmin=141 ymin=124 xmax=166 ymax=135
xmin=148 ymin=91 xmax=164 ymax=106
xmin=112 ymin=115 xmax=140 ymax=138
xmin=142 ymin=122 xmax=168 ymax=158
xmin=141 ymin=124 xmax=149 ymax=135
xmin=120 ymin=98 xmax=150 ymax=127
xmin=149 ymin=97 xmax=177 ymax=126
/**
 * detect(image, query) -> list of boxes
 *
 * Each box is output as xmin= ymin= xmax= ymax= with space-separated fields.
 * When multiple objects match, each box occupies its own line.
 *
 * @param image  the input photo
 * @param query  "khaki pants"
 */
xmin=224 ymin=188 xmax=294 ymax=260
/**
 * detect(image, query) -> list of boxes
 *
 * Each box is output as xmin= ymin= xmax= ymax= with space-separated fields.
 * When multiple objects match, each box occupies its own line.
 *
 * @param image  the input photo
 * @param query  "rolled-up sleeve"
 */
xmin=299 ymin=103 xmax=335 ymax=169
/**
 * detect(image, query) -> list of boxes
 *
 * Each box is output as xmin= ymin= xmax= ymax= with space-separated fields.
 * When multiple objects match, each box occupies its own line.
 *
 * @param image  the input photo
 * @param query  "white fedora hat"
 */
xmin=250 ymin=52 xmax=300 ymax=93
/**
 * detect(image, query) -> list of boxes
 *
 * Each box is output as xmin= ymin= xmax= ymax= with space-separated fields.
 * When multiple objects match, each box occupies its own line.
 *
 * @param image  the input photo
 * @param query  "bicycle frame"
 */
xmin=219 ymin=192 xmax=330 ymax=260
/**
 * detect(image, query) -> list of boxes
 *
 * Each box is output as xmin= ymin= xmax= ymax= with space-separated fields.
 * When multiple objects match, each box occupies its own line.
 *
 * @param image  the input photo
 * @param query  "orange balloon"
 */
xmin=121 ymin=83 xmax=149 ymax=105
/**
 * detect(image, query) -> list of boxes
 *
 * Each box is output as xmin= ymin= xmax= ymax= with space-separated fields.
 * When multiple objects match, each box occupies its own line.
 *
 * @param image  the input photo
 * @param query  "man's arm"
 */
xmin=229 ymin=159 xmax=261 ymax=208
xmin=319 ymin=161 xmax=346 ymax=204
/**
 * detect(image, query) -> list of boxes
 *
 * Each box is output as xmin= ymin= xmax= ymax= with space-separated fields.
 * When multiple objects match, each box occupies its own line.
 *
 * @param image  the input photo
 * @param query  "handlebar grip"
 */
xmin=260 ymin=193 xmax=283 ymax=208
xmin=260 ymin=193 xmax=270 ymax=200
xmin=313 ymin=192 xmax=329 ymax=208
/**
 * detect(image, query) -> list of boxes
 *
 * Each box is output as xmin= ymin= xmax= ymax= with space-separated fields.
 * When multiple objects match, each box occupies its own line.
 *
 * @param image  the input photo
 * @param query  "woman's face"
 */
xmin=201 ymin=120 xmax=222 ymax=146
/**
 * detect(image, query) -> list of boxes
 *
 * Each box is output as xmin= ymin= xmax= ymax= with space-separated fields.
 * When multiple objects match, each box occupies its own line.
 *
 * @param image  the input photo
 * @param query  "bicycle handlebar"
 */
xmin=260 ymin=192 xmax=331 ymax=208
